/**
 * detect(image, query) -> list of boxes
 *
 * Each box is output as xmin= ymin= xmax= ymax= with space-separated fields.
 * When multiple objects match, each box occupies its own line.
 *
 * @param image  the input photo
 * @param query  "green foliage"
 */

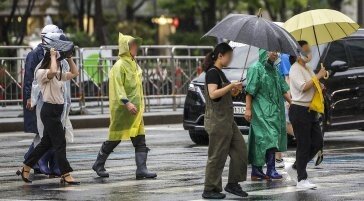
xmin=68 ymin=31 xmax=98 ymax=47
xmin=110 ymin=21 xmax=157 ymax=45
xmin=168 ymin=31 xmax=215 ymax=46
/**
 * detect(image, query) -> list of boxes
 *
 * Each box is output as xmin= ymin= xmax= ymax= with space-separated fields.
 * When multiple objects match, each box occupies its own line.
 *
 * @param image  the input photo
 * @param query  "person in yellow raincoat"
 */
xmin=92 ymin=33 xmax=157 ymax=179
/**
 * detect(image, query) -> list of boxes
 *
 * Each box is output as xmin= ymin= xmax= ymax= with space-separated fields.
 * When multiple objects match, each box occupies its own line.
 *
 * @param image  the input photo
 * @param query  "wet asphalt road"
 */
xmin=0 ymin=124 xmax=363 ymax=201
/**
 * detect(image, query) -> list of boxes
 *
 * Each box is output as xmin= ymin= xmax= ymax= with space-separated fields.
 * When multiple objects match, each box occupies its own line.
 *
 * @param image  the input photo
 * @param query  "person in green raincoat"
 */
xmin=92 ymin=33 xmax=157 ymax=179
xmin=244 ymin=49 xmax=291 ymax=180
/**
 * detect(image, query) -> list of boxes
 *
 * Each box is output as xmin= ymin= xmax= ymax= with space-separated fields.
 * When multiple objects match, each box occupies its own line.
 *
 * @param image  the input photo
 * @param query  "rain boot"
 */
xmin=266 ymin=152 xmax=282 ymax=179
xmin=251 ymin=165 xmax=270 ymax=181
xmin=135 ymin=148 xmax=157 ymax=180
xmin=92 ymin=141 xmax=120 ymax=177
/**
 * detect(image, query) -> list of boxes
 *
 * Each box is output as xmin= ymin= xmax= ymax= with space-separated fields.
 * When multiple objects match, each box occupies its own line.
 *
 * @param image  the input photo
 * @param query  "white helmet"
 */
xmin=40 ymin=24 xmax=63 ymax=37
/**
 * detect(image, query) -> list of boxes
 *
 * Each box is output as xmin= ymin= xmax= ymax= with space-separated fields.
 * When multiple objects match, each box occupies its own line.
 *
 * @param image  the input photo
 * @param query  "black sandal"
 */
xmin=315 ymin=150 xmax=324 ymax=166
xmin=16 ymin=167 xmax=32 ymax=183
xmin=60 ymin=174 xmax=80 ymax=185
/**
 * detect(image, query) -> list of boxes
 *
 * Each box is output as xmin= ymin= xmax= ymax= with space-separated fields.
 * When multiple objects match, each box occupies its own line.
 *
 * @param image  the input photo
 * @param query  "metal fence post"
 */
xmin=171 ymin=47 xmax=176 ymax=111
xmin=78 ymin=48 xmax=86 ymax=114
xmin=98 ymin=47 xmax=104 ymax=114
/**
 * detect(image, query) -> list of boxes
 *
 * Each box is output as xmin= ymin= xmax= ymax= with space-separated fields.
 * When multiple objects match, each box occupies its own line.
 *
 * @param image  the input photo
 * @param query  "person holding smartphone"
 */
xmin=202 ymin=43 xmax=248 ymax=199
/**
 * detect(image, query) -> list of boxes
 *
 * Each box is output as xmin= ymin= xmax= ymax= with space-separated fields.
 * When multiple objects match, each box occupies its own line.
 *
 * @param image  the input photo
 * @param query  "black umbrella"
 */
xmin=203 ymin=11 xmax=300 ymax=82
xmin=203 ymin=12 xmax=300 ymax=57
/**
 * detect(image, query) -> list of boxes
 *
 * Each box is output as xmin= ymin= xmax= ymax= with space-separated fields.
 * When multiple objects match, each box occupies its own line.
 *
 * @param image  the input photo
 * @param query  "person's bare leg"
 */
xmin=286 ymin=122 xmax=294 ymax=137
xmin=276 ymin=152 xmax=282 ymax=160
xmin=22 ymin=164 xmax=32 ymax=179
xmin=62 ymin=173 xmax=75 ymax=182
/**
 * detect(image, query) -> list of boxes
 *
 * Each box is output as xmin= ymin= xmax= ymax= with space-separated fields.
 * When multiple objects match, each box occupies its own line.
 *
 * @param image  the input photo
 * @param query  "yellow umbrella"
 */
xmin=284 ymin=9 xmax=360 ymax=48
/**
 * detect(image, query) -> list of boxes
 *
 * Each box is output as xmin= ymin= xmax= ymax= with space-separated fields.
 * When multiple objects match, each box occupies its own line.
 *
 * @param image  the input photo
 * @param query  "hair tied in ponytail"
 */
xmin=211 ymin=52 xmax=215 ymax=59
xmin=202 ymin=42 xmax=233 ymax=72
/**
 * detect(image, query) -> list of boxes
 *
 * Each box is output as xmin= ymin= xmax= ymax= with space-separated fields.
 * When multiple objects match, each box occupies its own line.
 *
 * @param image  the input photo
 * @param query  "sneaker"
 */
xmin=275 ymin=158 xmax=285 ymax=169
xmin=305 ymin=179 xmax=317 ymax=189
xmin=285 ymin=163 xmax=298 ymax=182
xmin=296 ymin=179 xmax=317 ymax=189
xmin=202 ymin=191 xmax=226 ymax=199
xmin=224 ymin=183 xmax=248 ymax=197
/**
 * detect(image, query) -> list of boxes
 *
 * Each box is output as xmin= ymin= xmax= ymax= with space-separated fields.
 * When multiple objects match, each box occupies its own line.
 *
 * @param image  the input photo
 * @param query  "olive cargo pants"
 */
xmin=204 ymin=122 xmax=248 ymax=192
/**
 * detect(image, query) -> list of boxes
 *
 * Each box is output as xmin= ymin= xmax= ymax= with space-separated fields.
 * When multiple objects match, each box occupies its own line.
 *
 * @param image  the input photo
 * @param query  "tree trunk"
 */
xmin=0 ymin=0 xmax=18 ymax=45
xmin=247 ymin=5 xmax=256 ymax=15
xmin=86 ymin=0 xmax=92 ymax=34
xmin=201 ymin=0 xmax=216 ymax=33
xmin=16 ymin=0 xmax=35 ymax=45
xmin=328 ymin=0 xmax=343 ymax=11
xmin=94 ymin=0 xmax=107 ymax=44
xmin=126 ymin=0 xmax=147 ymax=21
xmin=279 ymin=0 xmax=287 ymax=21
xmin=263 ymin=0 xmax=277 ymax=21
xmin=78 ymin=0 xmax=85 ymax=31
xmin=126 ymin=4 xmax=134 ymax=21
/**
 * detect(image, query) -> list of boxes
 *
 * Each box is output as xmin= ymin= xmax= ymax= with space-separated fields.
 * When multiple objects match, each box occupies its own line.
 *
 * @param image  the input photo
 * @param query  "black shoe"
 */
xmin=224 ymin=183 xmax=248 ymax=197
xmin=202 ymin=191 xmax=226 ymax=199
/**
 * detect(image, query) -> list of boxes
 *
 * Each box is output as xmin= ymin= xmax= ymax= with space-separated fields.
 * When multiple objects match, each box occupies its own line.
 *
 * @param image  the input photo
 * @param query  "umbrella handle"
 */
xmin=321 ymin=63 xmax=330 ymax=80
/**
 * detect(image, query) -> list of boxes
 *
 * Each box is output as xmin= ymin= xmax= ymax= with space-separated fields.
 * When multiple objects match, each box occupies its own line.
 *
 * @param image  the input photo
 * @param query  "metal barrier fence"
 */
xmin=0 ymin=45 xmax=213 ymax=114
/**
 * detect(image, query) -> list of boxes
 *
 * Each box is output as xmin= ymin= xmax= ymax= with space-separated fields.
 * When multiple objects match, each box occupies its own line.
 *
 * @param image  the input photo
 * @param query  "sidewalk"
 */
xmin=0 ymin=109 xmax=183 ymax=133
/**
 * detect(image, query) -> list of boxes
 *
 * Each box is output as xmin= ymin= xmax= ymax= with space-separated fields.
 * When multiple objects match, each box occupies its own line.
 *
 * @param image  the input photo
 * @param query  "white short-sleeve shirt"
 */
xmin=289 ymin=62 xmax=315 ymax=107
xmin=36 ymin=69 xmax=67 ymax=104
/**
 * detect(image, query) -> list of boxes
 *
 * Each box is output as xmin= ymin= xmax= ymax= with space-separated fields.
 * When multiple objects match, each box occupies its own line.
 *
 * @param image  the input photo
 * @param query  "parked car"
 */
xmin=183 ymin=29 xmax=364 ymax=145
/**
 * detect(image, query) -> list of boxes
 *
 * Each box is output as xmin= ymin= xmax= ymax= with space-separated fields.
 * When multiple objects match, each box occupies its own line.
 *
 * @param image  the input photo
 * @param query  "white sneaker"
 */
xmin=296 ymin=179 xmax=317 ymax=189
xmin=305 ymin=180 xmax=317 ymax=189
xmin=285 ymin=163 xmax=298 ymax=182
xmin=276 ymin=159 xmax=285 ymax=168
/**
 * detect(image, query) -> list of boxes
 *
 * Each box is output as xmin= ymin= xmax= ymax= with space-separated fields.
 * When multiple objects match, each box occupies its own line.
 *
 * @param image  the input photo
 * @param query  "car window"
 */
xmin=228 ymin=45 xmax=259 ymax=68
xmin=323 ymin=40 xmax=348 ymax=70
xmin=346 ymin=39 xmax=364 ymax=68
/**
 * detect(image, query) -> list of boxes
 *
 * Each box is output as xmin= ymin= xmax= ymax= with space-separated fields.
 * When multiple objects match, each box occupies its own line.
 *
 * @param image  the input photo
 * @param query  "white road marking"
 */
xmin=333 ymin=190 xmax=364 ymax=197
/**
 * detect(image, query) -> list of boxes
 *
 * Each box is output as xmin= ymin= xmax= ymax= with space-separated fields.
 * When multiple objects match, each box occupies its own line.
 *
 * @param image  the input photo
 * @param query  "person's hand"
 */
xmin=320 ymin=83 xmax=326 ymax=91
xmin=26 ymin=99 xmax=33 ymax=110
xmin=286 ymin=102 xmax=291 ymax=110
xmin=25 ymin=98 xmax=34 ymax=110
xmin=50 ymin=48 xmax=57 ymax=58
xmin=244 ymin=108 xmax=252 ymax=122
xmin=230 ymin=81 xmax=242 ymax=90
xmin=125 ymin=102 xmax=138 ymax=115
xmin=316 ymin=67 xmax=327 ymax=79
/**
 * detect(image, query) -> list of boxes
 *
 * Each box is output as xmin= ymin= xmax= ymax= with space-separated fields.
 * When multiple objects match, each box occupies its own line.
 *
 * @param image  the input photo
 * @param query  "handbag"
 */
xmin=309 ymin=76 xmax=325 ymax=114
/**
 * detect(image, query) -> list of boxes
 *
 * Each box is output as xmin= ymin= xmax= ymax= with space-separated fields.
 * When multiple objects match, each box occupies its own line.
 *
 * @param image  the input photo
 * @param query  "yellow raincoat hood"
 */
xmin=118 ymin=33 xmax=142 ymax=57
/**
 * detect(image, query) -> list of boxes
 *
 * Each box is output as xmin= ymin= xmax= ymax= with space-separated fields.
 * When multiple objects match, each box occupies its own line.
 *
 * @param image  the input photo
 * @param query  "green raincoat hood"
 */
xmin=118 ymin=33 xmax=142 ymax=57
xmin=258 ymin=49 xmax=268 ymax=64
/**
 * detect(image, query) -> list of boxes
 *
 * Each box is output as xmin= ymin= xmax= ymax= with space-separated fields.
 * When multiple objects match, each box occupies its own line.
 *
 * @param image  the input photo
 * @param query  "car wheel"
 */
xmin=189 ymin=130 xmax=209 ymax=145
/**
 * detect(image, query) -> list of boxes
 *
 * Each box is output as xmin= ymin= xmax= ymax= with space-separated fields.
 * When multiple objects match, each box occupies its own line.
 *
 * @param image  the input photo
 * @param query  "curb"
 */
xmin=0 ymin=113 xmax=183 ymax=133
